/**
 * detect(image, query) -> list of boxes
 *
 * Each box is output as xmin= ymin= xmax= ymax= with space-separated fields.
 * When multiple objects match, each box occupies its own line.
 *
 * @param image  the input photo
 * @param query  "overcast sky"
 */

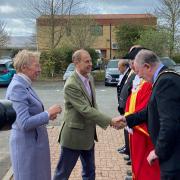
xmin=0 ymin=0 xmax=159 ymax=36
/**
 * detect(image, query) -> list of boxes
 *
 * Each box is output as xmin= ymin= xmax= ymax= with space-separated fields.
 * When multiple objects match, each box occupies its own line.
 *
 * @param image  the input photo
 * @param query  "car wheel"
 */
xmin=105 ymin=82 xmax=109 ymax=86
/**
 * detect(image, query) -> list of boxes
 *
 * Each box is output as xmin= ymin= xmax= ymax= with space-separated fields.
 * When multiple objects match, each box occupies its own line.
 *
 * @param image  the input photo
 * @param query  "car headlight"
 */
xmin=105 ymin=73 xmax=112 ymax=80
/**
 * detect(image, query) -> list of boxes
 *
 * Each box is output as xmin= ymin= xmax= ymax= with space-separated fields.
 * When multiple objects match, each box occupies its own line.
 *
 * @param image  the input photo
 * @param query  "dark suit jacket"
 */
xmin=118 ymin=70 xmax=136 ymax=114
xmin=117 ymin=67 xmax=131 ymax=104
xmin=126 ymin=68 xmax=180 ymax=172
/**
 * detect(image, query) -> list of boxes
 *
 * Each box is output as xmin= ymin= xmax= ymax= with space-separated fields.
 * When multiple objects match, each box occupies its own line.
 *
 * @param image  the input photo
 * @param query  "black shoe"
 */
xmin=118 ymin=147 xmax=128 ymax=154
xmin=124 ymin=175 xmax=132 ymax=180
xmin=124 ymin=155 xmax=130 ymax=161
xmin=126 ymin=170 xmax=132 ymax=176
xmin=126 ymin=160 xmax=131 ymax=166
xmin=117 ymin=145 xmax=125 ymax=152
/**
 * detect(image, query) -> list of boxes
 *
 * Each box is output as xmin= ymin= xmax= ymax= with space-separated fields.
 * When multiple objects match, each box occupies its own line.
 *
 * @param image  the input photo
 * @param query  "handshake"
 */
xmin=110 ymin=115 xmax=127 ymax=129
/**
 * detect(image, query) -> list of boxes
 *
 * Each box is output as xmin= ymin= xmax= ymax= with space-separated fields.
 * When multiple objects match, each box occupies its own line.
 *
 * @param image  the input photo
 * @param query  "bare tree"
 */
xmin=155 ymin=0 xmax=180 ymax=56
xmin=66 ymin=15 xmax=97 ymax=49
xmin=0 ymin=21 xmax=9 ymax=47
xmin=23 ymin=0 xmax=85 ymax=51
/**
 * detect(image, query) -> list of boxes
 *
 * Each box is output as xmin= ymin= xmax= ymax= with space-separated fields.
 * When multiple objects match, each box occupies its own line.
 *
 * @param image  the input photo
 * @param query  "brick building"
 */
xmin=36 ymin=14 xmax=157 ymax=59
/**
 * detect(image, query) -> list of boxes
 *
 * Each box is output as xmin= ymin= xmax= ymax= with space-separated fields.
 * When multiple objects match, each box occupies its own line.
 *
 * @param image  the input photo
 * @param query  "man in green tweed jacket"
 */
xmin=53 ymin=49 xmax=123 ymax=180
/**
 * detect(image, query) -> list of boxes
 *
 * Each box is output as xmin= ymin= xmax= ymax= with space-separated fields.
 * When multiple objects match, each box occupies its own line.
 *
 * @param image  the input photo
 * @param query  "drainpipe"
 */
xmin=109 ymin=23 xmax=112 ymax=59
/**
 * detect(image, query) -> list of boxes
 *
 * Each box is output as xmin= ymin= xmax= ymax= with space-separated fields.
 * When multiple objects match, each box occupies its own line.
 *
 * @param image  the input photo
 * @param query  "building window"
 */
xmin=90 ymin=25 xmax=103 ymax=36
xmin=111 ymin=42 xmax=119 ymax=50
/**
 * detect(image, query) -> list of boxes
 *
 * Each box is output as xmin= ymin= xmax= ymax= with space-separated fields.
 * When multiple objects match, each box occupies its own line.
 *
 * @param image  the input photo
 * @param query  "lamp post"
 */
xmin=109 ymin=23 xmax=112 ymax=59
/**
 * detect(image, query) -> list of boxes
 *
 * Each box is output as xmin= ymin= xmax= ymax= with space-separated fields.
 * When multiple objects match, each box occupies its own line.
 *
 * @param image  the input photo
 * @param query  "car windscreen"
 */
xmin=67 ymin=64 xmax=75 ymax=71
xmin=107 ymin=60 xmax=118 ymax=68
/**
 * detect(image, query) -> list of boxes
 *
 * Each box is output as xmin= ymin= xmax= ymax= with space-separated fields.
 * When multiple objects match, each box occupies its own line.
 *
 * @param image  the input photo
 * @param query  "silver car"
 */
xmin=104 ymin=59 xmax=120 ymax=86
xmin=63 ymin=63 xmax=75 ymax=82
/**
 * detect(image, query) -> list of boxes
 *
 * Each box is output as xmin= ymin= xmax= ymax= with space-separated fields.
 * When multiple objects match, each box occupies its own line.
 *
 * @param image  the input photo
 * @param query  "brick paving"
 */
xmin=48 ymin=126 xmax=130 ymax=180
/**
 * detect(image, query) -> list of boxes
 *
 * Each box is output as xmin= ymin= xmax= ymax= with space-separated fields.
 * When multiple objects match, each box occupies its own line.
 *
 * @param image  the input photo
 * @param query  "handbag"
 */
xmin=0 ymin=100 xmax=16 ymax=131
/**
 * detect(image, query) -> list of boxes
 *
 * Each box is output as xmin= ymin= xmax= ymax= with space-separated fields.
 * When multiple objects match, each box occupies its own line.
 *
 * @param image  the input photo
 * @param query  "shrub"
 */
xmin=91 ymin=70 xmax=105 ymax=81
xmin=40 ymin=47 xmax=99 ymax=77
xmin=172 ymin=54 xmax=180 ymax=63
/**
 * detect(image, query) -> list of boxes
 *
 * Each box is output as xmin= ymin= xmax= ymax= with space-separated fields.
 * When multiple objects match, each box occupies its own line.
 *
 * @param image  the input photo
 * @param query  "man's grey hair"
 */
xmin=135 ymin=49 xmax=160 ymax=66
xmin=72 ymin=49 xmax=89 ymax=62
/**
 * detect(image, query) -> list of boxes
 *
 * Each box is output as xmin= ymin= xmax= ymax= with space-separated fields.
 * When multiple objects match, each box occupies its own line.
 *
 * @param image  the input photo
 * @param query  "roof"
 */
xmin=90 ymin=14 xmax=156 ymax=19
xmin=37 ymin=13 xmax=157 ymax=26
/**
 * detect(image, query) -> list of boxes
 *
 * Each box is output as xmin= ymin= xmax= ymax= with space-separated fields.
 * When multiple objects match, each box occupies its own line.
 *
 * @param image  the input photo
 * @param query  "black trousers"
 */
xmin=124 ymin=129 xmax=130 ymax=156
xmin=161 ymin=170 xmax=180 ymax=180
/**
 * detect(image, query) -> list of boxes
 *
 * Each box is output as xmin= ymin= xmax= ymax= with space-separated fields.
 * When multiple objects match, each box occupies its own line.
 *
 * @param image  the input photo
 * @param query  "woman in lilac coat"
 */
xmin=6 ymin=50 xmax=62 ymax=180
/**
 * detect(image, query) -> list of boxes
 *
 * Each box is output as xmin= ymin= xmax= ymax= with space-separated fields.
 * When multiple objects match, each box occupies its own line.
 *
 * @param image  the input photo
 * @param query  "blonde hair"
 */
xmin=13 ymin=50 xmax=40 ymax=72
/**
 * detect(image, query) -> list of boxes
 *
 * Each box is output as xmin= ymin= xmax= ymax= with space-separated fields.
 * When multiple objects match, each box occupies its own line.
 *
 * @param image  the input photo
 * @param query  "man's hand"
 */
xmin=110 ymin=116 xmax=126 ymax=129
xmin=147 ymin=149 xmax=158 ymax=165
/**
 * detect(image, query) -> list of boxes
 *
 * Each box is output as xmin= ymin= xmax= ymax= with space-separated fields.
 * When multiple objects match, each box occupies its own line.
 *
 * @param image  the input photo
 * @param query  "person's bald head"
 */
xmin=72 ymin=49 xmax=92 ymax=77
xmin=72 ymin=49 xmax=90 ymax=63
xmin=118 ymin=59 xmax=129 ymax=74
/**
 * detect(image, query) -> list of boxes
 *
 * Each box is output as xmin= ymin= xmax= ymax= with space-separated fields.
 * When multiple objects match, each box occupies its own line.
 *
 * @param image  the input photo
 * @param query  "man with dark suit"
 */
xmin=117 ymin=59 xmax=131 ymax=115
xmin=53 ymin=49 xmax=122 ymax=180
xmin=117 ymin=48 xmax=143 ymax=159
xmin=116 ymin=58 xmax=131 ymax=158
xmin=120 ymin=49 xmax=180 ymax=180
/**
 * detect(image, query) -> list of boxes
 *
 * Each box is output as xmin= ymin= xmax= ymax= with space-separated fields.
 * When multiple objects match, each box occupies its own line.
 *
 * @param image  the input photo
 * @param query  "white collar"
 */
xmin=18 ymin=73 xmax=32 ymax=85
xmin=132 ymin=75 xmax=141 ymax=92
xmin=76 ymin=70 xmax=90 ymax=83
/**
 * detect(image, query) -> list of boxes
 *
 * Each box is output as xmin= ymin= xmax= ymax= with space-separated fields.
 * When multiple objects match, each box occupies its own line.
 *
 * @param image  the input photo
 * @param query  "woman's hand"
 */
xmin=47 ymin=104 xmax=62 ymax=120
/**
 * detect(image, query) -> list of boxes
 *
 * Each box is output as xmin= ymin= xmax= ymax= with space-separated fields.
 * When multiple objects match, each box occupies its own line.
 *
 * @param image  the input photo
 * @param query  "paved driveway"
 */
xmin=0 ymin=81 xmax=129 ymax=179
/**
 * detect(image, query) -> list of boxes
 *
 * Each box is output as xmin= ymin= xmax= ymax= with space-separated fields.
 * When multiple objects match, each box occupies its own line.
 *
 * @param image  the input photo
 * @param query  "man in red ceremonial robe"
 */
xmin=125 ymin=76 xmax=160 ymax=180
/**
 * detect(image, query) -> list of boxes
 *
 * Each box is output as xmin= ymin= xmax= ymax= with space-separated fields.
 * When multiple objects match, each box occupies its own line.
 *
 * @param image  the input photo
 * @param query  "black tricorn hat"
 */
xmin=126 ymin=47 xmax=147 ymax=60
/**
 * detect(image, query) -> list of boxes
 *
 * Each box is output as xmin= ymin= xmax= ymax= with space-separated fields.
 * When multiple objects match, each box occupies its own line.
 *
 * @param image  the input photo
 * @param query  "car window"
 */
xmin=7 ymin=62 xmax=14 ymax=69
xmin=107 ymin=60 xmax=118 ymax=68
xmin=67 ymin=63 xmax=75 ymax=71
xmin=0 ymin=64 xmax=7 ymax=74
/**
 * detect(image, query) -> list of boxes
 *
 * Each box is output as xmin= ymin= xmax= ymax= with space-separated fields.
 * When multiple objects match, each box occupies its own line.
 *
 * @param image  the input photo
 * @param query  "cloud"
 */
xmin=0 ymin=5 xmax=16 ymax=14
xmin=0 ymin=0 xmax=158 ymax=36
xmin=5 ymin=18 xmax=35 ymax=36
xmin=87 ymin=0 xmax=156 ymax=14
